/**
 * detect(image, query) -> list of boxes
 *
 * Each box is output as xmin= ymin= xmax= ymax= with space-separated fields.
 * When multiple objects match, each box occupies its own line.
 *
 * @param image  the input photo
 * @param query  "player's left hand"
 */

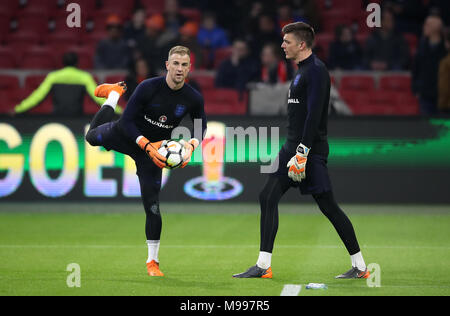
xmin=287 ymin=143 xmax=310 ymax=182
xmin=179 ymin=138 xmax=199 ymax=168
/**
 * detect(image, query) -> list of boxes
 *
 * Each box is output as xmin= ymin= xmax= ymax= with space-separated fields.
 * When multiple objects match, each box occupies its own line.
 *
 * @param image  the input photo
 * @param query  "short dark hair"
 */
xmin=282 ymin=22 xmax=315 ymax=48
xmin=62 ymin=52 xmax=78 ymax=67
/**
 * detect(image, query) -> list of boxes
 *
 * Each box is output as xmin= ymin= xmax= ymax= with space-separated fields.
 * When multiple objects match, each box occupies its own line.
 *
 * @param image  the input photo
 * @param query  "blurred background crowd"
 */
xmin=0 ymin=0 xmax=449 ymax=116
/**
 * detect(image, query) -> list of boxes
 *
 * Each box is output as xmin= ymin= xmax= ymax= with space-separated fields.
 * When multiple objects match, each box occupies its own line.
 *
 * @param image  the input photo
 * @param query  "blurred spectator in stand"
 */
xmin=124 ymin=58 xmax=152 ymax=100
xmin=162 ymin=0 xmax=186 ymax=40
xmin=136 ymin=14 xmax=168 ymax=75
xmin=328 ymin=25 xmax=363 ymax=70
xmin=429 ymin=0 xmax=450 ymax=27
xmin=178 ymin=21 xmax=203 ymax=70
xmin=438 ymin=30 xmax=450 ymax=113
xmin=123 ymin=7 xmax=147 ymax=49
xmin=384 ymin=0 xmax=427 ymax=36
xmin=412 ymin=15 xmax=447 ymax=115
xmin=197 ymin=12 xmax=230 ymax=68
xmin=215 ymin=39 xmax=259 ymax=92
xmin=259 ymin=42 xmax=293 ymax=84
xmin=364 ymin=9 xmax=410 ymax=71
xmin=12 ymin=53 xmax=121 ymax=116
xmin=290 ymin=0 xmax=320 ymax=30
xmin=94 ymin=15 xmax=131 ymax=70
xmin=277 ymin=4 xmax=295 ymax=31
xmin=241 ymin=1 xmax=265 ymax=38
xmin=248 ymin=13 xmax=282 ymax=59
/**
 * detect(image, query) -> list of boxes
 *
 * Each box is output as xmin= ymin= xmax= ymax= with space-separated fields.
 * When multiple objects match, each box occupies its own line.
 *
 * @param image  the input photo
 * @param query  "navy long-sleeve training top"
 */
xmin=118 ymin=76 xmax=207 ymax=143
xmin=285 ymin=53 xmax=330 ymax=156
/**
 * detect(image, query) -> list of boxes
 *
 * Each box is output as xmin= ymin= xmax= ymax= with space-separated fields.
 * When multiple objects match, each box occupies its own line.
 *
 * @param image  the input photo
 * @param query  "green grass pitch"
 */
xmin=0 ymin=203 xmax=449 ymax=296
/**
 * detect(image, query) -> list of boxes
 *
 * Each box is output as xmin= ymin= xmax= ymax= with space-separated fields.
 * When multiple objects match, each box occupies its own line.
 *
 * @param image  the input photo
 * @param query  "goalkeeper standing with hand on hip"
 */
xmin=233 ymin=22 xmax=369 ymax=280
xmin=85 ymin=46 xmax=207 ymax=277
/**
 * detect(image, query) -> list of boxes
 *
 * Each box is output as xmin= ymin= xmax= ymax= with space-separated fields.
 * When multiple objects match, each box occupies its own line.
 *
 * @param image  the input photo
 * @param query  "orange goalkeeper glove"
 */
xmin=137 ymin=137 xmax=167 ymax=169
xmin=287 ymin=143 xmax=310 ymax=182
xmin=179 ymin=138 xmax=199 ymax=168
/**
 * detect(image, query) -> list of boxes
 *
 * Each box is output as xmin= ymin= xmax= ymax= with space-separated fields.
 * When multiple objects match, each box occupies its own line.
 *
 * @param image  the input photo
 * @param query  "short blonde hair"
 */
xmin=168 ymin=46 xmax=190 ymax=58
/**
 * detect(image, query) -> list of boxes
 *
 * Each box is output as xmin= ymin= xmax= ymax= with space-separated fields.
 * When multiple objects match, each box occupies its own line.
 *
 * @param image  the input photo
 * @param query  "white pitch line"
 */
xmin=280 ymin=284 xmax=302 ymax=296
xmin=0 ymin=244 xmax=449 ymax=250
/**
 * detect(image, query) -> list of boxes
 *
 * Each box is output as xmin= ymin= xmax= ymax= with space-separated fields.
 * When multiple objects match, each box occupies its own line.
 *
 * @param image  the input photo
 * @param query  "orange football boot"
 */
xmin=94 ymin=81 xmax=127 ymax=98
xmin=146 ymin=260 xmax=164 ymax=277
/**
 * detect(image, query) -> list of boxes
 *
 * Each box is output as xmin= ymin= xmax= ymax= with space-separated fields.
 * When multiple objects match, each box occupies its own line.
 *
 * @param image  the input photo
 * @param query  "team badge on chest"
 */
xmin=159 ymin=115 xmax=167 ymax=123
xmin=174 ymin=104 xmax=186 ymax=117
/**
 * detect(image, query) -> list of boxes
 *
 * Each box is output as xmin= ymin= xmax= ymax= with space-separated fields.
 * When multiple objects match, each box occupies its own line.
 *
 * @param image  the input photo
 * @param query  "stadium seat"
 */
xmin=104 ymin=74 xmax=126 ymax=84
xmin=0 ymin=16 xmax=12 ymax=36
xmin=44 ymin=30 xmax=81 ymax=48
xmin=340 ymin=75 xmax=376 ymax=91
xmin=14 ymin=12 xmax=50 ymax=33
xmin=379 ymin=75 xmax=412 ymax=93
xmin=0 ymin=75 xmax=20 ymax=91
xmin=213 ymin=47 xmax=233 ymax=69
xmin=314 ymin=33 xmax=334 ymax=62
xmin=24 ymin=75 xmax=47 ymax=90
xmin=83 ymin=95 xmax=100 ymax=115
xmin=0 ymin=90 xmax=13 ymax=113
xmin=97 ymin=0 xmax=135 ymax=17
xmin=0 ymin=0 xmax=19 ymax=17
xmin=202 ymin=88 xmax=247 ymax=115
xmin=19 ymin=46 xmax=57 ymax=69
xmin=141 ymin=0 xmax=165 ymax=13
xmin=179 ymin=8 xmax=202 ymax=24
xmin=5 ymin=30 xmax=41 ymax=46
xmin=0 ymin=47 xmax=18 ymax=68
xmin=320 ymin=10 xmax=354 ymax=32
xmin=16 ymin=87 xmax=53 ymax=114
xmin=188 ymin=72 xmax=215 ymax=90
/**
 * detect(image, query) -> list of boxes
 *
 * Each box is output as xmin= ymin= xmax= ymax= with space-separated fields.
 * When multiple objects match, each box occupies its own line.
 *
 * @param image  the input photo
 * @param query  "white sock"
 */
xmin=103 ymin=91 xmax=120 ymax=110
xmin=256 ymin=251 xmax=272 ymax=269
xmin=351 ymin=251 xmax=366 ymax=271
xmin=146 ymin=240 xmax=160 ymax=263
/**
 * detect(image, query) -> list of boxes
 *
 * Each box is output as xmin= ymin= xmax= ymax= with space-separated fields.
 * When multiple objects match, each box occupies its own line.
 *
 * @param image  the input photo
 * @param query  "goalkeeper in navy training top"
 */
xmin=85 ymin=46 xmax=207 ymax=277
xmin=233 ymin=22 xmax=369 ymax=280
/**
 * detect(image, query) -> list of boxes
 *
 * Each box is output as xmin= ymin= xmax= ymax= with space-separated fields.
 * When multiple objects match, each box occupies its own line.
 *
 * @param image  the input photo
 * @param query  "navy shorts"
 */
xmin=270 ymin=145 xmax=332 ymax=195
xmin=88 ymin=121 xmax=163 ymax=189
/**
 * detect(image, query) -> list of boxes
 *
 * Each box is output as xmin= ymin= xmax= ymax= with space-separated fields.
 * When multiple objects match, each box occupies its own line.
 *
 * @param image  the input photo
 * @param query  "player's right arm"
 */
xmin=119 ymin=80 xmax=166 ymax=168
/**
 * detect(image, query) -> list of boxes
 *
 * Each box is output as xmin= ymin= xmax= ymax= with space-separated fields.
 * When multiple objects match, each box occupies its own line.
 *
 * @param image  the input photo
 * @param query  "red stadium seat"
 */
xmin=320 ymin=10 xmax=354 ymax=32
xmin=188 ymin=72 xmax=215 ymax=90
xmin=0 ymin=16 xmax=12 ymax=35
xmin=379 ymin=75 xmax=412 ymax=92
xmin=0 ymin=90 xmax=13 ymax=113
xmin=5 ymin=30 xmax=41 ymax=46
xmin=179 ymin=8 xmax=202 ymax=24
xmin=25 ymin=75 xmax=47 ymax=90
xmin=203 ymin=88 xmax=247 ymax=115
xmin=314 ymin=33 xmax=334 ymax=62
xmin=104 ymin=74 xmax=126 ymax=84
xmin=141 ymin=0 xmax=165 ymax=13
xmin=0 ymin=0 xmax=19 ymax=18
xmin=97 ymin=0 xmax=135 ymax=17
xmin=340 ymin=75 xmax=376 ymax=91
xmin=18 ymin=87 xmax=53 ymax=114
xmin=44 ymin=30 xmax=81 ymax=48
xmin=15 ymin=13 xmax=50 ymax=33
xmin=213 ymin=47 xmax=233 ymax=69
xmin=19 ymin=46 xmax=57 ymax=69
xmin=83 ymin=95 xmax=100 ymax=115
xmin=0 ymin=75 xmax=19 ymax=91
xmin=0 ymin=47 xmax=18 ymax=68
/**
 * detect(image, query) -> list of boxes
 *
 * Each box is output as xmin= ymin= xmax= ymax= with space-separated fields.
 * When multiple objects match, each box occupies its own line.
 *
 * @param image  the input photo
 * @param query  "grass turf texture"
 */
xmin=0 ymin=203 xmax=449 ymax=296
